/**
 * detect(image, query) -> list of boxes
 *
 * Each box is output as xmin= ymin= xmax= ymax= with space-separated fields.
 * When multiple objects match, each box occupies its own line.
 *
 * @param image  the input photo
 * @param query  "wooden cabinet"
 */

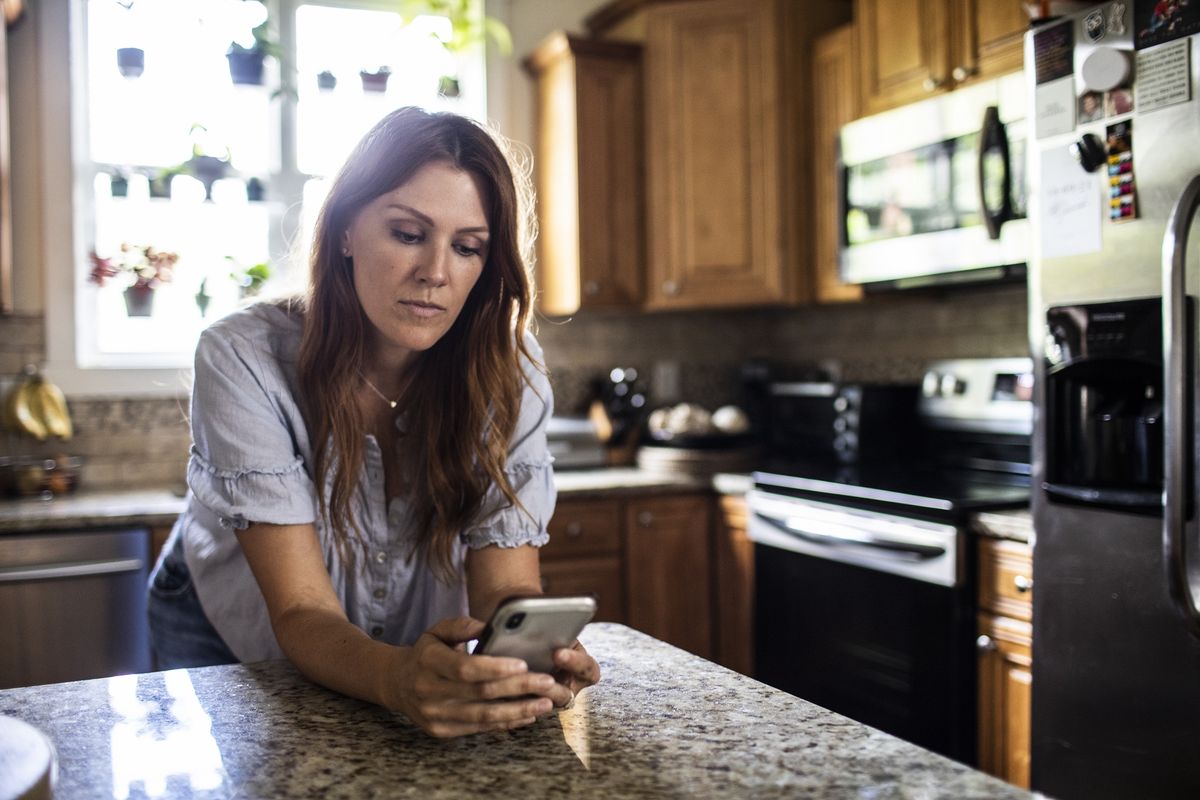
xmin=812 ymin=25 xmax=863 ymax=304
xmin=713 ymin=494 xmax=753 ymax=674
xmin=544 ymin=492 xmax=716 ymax=658
xmin=524 ymin=34 xmax=644 ymax=317
xmin=977 ymin=537 xmax=1033 ymax=789
xmin=624 ymin=494 xmax=713 ymax=658
xmin=642 ymin=0 xmax=849 ymax=310
xmin=856 ymin=0 xmax=1027 ymax=116
xmin=542 ymin=498 xmax=626 ymax=623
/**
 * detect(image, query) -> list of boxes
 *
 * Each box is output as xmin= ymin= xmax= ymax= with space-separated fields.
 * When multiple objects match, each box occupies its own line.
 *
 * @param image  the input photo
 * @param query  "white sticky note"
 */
xmin=1035 ymin=76 xmax=1077 ymax=139
xmin=1039 ymin=145 xmax=1103 ymax=259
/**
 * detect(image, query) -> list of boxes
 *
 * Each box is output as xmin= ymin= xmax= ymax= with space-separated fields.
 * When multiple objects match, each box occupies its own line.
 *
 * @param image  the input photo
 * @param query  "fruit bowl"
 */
xmin=0 ymin=456 xmax=83 ymax=499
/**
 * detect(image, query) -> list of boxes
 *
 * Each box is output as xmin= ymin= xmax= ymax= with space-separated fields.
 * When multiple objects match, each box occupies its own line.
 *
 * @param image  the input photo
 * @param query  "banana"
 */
xmin=1 ymin=369 xmax=73 ymax=441
xmin=35 ymin=376 xmax=73 ymax=440
xmin=10 ymin=377 xmax=48 ymax=441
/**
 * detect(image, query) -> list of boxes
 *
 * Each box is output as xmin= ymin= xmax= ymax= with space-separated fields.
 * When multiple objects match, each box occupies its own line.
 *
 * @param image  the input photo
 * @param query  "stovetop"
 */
xmin=753 ymin=457 xmax=1031 ymax=520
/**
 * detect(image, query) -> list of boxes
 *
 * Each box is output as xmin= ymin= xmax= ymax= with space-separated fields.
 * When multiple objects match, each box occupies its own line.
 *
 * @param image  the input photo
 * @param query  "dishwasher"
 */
xmin=0 ymin=527 xmax=152 ymax=689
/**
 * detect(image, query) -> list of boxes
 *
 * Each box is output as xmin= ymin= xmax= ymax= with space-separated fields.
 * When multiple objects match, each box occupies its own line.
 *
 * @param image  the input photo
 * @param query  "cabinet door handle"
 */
xmin=951 ymin=65 xmax=978 ymax=82
xmin=637 ymin=511 xmax=654 ymax=527
xmin=662 ymin=280 xmax=679 ymax=296
xmin=976 ymin=634 xmax=997 ymax=652
xmin=583 ymin=280 xmax=600 ymax=297
xmin=0 ymin=557 xmax=145 ymax=583
xmin=1013 ymin=575 xmax=1033 ymax=593
xmin=922 ymin=76 xmax=946 ymax=92
xmin=565 ymin=521 xmax=584 ymax=538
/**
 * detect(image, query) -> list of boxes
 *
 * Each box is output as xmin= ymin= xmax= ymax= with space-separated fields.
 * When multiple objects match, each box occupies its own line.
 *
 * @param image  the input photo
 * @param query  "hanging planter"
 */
xmin=227 ymin=46 xmax=266 ymax=86
xmin=123 ymin=285 xmax=155 ymax=317
xmin=246 ymin=177 xmax=265 ymax=202
xmin=360 ymin=67 xmax=391 ymax=93
xmin=116 ymin=47 xmax=144 ymax=78
xmin=317 ymin=70 xmax=337 ymax=91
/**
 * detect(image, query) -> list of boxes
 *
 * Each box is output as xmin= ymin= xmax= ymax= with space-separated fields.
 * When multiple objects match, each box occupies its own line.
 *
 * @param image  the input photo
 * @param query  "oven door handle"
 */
xmin=756 ymin=511 xmax=946 ymax=560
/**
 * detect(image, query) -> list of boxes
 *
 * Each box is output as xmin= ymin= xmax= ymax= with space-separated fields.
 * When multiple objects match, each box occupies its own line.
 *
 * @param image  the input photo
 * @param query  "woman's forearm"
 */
xmin=272 ymin=605 xmax=409 ymax=710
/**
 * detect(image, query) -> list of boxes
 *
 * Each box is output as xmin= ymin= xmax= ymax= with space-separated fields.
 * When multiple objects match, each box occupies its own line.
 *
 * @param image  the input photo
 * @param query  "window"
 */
xmin=45 ymin=0 xmax=488 ymax=392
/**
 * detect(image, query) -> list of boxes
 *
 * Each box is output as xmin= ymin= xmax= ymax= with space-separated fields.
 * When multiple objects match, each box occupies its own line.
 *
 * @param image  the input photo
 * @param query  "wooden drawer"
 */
xmin=539 ymin=556 xmax=625 ymax=623
xmin=543 ymin=499 xmax=622 ymax=560
xmin=979 ymin=538 xmax=1033 ymax=621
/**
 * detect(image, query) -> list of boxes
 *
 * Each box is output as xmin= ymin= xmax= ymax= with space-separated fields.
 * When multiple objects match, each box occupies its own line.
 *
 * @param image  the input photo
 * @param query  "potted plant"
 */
xmin=116 ymin=47 xmax=144 ymax=78
xmin=227 ymin=20 xmax=281 ymax=86
xmin=359 ymin=65 xmax=392 ymax=93
xmin=227 ymin=257 xmax=271 ymax=299
xmin=108 ymin=168 xmax=130 ymax=198
xmin=317 ymin=70 xmax=337 ymax=91
xmin=398 ymin=0 xmax=512 ymax=95
xmin=181 ymin=124 xmax=232 ymax=201
xmin=89 ymin=243 xmax=180 ymax=317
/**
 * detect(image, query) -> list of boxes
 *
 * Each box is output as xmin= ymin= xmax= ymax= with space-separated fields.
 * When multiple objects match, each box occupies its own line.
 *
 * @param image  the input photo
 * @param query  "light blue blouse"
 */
xmin=175 ymin=303 xmax=555 ymax=662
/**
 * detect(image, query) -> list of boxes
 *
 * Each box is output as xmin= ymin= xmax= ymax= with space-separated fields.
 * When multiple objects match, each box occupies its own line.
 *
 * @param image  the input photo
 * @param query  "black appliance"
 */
xmin=748 ymin=358 xmax=1033 ymax=764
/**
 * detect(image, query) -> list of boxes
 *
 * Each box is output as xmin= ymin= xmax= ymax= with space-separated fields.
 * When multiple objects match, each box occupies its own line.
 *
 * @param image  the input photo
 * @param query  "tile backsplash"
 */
xmin=0 ymin=285 xmax=1028 ymax=492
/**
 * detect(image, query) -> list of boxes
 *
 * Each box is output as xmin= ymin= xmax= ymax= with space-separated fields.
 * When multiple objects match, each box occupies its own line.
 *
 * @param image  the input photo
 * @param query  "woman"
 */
xmin=148 ymin=107 xmax=599 ymax=738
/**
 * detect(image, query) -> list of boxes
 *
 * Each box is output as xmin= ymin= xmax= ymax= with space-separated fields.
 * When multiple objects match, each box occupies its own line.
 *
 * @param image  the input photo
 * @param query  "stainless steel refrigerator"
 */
xmin=1026 ymin=2 xmax=1200 ymax=797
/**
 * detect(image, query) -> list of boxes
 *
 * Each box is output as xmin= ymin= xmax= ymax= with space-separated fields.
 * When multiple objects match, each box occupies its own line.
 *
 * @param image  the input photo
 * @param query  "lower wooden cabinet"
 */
xmin=713 ymin=494 xmax=753 ymax=675
xmin=977 ymin=537 xmax=1033 ymax=789
xmin=625 ymin=494 xmax=713 ymax=659
xmin=545 ymin=491 xmax=759 ymax=666
xmin=542 ymin=498 xmax=626 ymax=623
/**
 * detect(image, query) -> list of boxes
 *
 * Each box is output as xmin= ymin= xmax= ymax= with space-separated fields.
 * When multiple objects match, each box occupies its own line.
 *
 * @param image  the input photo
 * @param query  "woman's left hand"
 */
xmin=551 ymin=640 xmax=600 ymax=707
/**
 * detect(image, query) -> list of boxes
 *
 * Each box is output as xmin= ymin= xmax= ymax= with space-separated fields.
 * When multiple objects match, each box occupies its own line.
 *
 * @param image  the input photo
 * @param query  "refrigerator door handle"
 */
xmin=1162 ymin=172 xmax=1200 ymax=636
xmin=977 ymin=105 xmax=1013 ymax=241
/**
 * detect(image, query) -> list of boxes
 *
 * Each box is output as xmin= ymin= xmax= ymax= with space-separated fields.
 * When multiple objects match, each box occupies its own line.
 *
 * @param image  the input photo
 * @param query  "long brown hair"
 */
xmin=297 ymin=107 xmax=538 ymax=579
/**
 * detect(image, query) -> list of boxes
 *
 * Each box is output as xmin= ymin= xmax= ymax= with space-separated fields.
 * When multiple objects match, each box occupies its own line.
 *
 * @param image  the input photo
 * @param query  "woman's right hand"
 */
xmin=388 ymin=617 xmax=561 ymax=738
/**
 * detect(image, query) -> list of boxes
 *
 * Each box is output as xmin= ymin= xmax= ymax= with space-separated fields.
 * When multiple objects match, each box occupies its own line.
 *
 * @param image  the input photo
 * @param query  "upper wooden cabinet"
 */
xmin=812 ymin=25 xmax=863 ymax=304
xmin=524 ymin=34 xmax=644 ymax=316
xmin=642 ymin=0 xmax=849 ymax=310
xmin=856 ymin=0 xmax=1027 ymax=116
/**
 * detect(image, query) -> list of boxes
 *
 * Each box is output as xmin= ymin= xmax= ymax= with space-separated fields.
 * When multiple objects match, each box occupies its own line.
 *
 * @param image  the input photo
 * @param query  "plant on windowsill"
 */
xmin=227 ymin=19 xmax=281 ymax=86
xmin=398 ymin=0 xmax=512 ymax=96
xmin=317 ymin=70 xmax=337 ymax=91
xmin=226 ymin=257 xmax=271 ymax=300
xmin=89 ymin=243 xmax=179 ymax=317
xmin=359 ymin=65 xmax=392 ymax=93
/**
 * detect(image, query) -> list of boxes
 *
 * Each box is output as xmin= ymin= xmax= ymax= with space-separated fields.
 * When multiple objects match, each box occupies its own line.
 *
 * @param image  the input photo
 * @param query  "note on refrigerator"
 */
xmin=1039 ymin=145 xmax=1103 ymax=259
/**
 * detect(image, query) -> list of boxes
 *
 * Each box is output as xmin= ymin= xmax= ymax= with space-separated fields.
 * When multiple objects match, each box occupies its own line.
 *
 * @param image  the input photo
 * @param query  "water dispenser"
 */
xmin=1043 ymin=298 xmax=1183 ymax=513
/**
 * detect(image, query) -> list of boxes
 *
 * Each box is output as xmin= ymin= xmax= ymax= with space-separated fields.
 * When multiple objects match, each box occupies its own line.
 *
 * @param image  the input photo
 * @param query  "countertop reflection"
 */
xmin=0 ymin=624 xmax=1031 ymax=799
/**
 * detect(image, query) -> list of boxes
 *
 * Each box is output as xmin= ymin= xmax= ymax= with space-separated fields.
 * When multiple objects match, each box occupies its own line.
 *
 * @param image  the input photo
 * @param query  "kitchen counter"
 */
xmin=0 ymin=623 xmax=1031 ymax=799
xmin=0 ymin=468 xmax=716 ymax=534
xmin=972 ymin=509 xmax=1034 ymax=544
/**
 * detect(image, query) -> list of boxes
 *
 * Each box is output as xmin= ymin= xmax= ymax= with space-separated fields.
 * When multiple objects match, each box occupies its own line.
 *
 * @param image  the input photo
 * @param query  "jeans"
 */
xmin=147 ymin=537 xmax=237 ymax=668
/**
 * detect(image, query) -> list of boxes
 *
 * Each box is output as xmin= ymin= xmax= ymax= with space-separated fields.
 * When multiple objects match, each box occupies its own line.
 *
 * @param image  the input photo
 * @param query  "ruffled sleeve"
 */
xmin=461 ymin=334 xmax=556 ymax=549
xmin=186 ymin=322 xmax=317 ymax=531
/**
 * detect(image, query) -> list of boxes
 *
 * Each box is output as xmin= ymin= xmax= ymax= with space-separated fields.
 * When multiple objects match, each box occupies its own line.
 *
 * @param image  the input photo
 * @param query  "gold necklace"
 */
xmin=359 ymin=372 xmax=400 ymax=409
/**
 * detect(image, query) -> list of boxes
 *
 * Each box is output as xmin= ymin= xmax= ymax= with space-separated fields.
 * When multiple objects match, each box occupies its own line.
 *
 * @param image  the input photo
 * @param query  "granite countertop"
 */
xmin=972 ymin=509 xmax=1034 ymax=544
xmin=0 ymin=623 xmax=1032 ymax=799
xmin=0 ymin=469 xmax=723 ymax=534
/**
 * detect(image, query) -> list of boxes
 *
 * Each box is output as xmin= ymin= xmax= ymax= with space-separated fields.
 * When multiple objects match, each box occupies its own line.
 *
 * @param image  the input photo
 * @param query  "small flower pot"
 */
xmin=227 ymin=48 xmax=265 ymax=86
xmin=317 ymin=71 xmax=337 ymax=91
xmin=186 ymin=155 xmax=229 ymax=201
xmin=117 ymin=47 xmax=145 ymax=78
xmin=109 ymin=174 xmax=129 ymax=198
xmin=438 ymin=76 xmax=461 ymax=98
xmin=360 ymin=70 xmax=390 ymax=93
xmin=246 ymin=177 xmax=265 ymax=202
xmin=123 ymin=285 xmax=155 ymax=317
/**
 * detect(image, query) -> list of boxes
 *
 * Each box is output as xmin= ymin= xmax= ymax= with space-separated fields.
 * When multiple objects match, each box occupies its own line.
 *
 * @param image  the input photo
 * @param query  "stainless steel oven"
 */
xmin=748 ymin=358 xmax=1032 ymax=765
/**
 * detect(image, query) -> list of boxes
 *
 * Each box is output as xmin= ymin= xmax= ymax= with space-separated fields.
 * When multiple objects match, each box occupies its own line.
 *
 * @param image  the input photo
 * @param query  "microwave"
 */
xmin=839 ymin=72 xmax=1028 ymax=290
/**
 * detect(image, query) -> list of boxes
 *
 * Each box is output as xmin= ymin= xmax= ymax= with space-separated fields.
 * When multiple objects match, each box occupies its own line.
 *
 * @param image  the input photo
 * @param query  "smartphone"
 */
xmin=474 ymin=594 xmax=597 ymax=674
